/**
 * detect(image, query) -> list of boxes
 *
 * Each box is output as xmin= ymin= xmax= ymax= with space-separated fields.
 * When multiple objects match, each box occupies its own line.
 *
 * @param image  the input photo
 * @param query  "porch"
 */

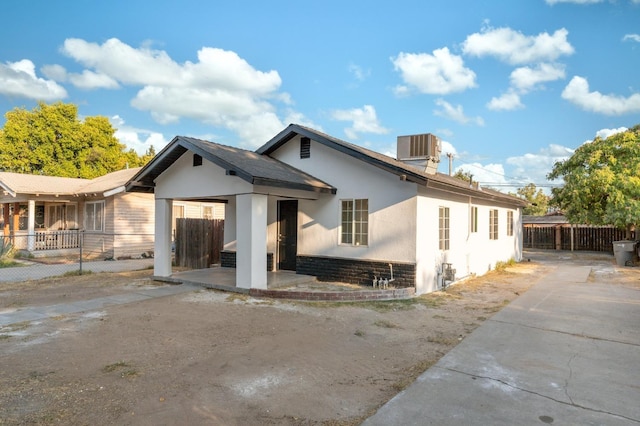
xmin=161 ymin=267 xmax=415 ymax=301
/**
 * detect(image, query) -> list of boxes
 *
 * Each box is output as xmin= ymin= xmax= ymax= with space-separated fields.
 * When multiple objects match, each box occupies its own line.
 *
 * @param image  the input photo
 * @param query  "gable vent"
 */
xmin=300 ymin=137 xmax=311 ymax=159
xmin=193 ymin=153 xmax=203 ymax=167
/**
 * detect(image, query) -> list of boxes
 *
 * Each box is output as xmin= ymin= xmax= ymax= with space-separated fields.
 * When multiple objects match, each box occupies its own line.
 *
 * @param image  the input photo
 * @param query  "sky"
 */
xmin=1 ymin=0 xmax=639 ymax=193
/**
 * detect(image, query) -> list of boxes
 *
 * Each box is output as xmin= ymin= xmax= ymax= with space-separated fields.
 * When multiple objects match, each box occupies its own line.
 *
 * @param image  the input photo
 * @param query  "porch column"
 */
xmin=154 ymin=198 xmax=173 ymax=277
xmin=236 ymin=193 xmax=268 ymax=290
xmin=2 ymin=203 xmax=9 ymax=237
xmin=27 ymin=200 xmax=35 ymax=251
xmin=12 ymin=202 xmax=19 ymax=244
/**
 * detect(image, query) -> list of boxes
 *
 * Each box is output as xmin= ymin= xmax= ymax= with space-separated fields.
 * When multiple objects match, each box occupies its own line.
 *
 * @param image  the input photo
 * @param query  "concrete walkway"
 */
xmin=0 ymin=282 xmax=199 ymax=328
xmin=0 ymin=258 xmax=154 ymax=283
xmin=363 ymin=265 xmax=640 ymax=425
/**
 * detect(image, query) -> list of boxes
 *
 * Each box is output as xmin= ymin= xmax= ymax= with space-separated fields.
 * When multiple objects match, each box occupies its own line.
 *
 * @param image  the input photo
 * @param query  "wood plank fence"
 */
xmin=523 ymin=225 xmax=635 ymax=252
xmin=175 ymin=218 xmax=224 ymax=269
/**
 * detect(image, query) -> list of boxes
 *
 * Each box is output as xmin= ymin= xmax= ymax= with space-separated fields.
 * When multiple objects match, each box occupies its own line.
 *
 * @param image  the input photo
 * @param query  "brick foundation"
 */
xmin=296 ymin=255 xmax=416 ymax=288
xmin=221 ymin=250 xmax=274 ymax=271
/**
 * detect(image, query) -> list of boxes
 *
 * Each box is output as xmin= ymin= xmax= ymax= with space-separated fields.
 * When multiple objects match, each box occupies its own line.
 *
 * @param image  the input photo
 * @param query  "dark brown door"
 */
xmin=277 ymin=200 xmax=298 ymax=271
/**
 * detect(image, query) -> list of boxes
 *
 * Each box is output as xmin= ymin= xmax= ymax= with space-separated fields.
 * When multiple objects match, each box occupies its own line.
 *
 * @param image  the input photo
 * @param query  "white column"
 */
xmin=154 ymin=198 xmax=173 ymax=277
xmin=223 ymin=197 xmax=237 ymax=251
xmin=236 ymin=193 xmax=268 ymax=290
xmin=27 ymin=200 xmax=35 ymax=251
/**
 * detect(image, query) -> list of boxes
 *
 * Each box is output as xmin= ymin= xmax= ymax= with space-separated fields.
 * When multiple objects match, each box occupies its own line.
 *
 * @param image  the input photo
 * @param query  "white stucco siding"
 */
xmin=155 ymin=153 xmax=252 ymax=199
xmin=415 ymin=185 xmax=523 ymax=294
xmin=269 ymin=137 xmax=418 ymax=263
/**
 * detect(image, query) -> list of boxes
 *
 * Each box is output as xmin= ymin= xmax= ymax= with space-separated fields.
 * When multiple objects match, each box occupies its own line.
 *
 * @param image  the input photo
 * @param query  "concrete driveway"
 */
xmin=363 ymin=262 xmax=640 ymax=425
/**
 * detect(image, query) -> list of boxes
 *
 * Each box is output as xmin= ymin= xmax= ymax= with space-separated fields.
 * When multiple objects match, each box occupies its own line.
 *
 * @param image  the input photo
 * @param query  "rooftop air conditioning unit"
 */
xmin=397 ymin=133 xmax=441 ymax=174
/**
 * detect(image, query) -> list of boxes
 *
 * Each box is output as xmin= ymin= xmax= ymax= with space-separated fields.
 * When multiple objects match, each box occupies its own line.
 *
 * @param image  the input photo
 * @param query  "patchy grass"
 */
xmin=391 ymin=359 xmax=437 ymax=392
xmin=374 ymin=319 xmax=400 ymax=329
xmin=0 ymin=258 xmax=22 ymax=268
xmin=61 ymin=270 xmax=94 ymax=277
xmin=354 ymin=329 xmax=366 ymax=337
xmin=102 ymin=361 xmax=139 ymax=378
xmin=494 ymin=258 xmax=517 ymax=272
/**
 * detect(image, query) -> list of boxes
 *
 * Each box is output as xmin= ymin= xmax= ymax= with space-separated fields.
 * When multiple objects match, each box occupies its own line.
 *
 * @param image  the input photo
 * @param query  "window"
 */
xmin=439 ymin=206 xmax=450 ymax=250
xmin=489 ymin=209 xmax=499 ymax=240
xmin=341 ymin=199 xmax=368 ymax=246
xmin=85 ymin=201 xmax=104 ymax=232
xmin=193 ymin=153 xmax=203 ymax=167
xmin=507 ymin=211 xmax=514 ymax=236
xmin=300 ymin=137 xmax=311 ymax=159
xmin=470 ymin=206 xmax=478 ymax=233
xmin=47 ymin=204 xmax=78 ymax=230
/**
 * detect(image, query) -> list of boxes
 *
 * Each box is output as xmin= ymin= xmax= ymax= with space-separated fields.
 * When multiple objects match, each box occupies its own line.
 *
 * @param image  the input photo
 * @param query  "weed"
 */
xmin=391 ymin=359 xmax=436 ymax=392
xmin=494 ymin=258 xmax=517 ymax=272
xmin=354 ymin=329 xmax=365 ymax=337
xmin=373 ymin=319 xmax=399 ymax=329
xmin=62 ymin=270 xmax=93 ymax=277
xmin=102 ymin=361 xmax=139 ymax=378
xmin=0 ymin=259 xmax=21 ymax=268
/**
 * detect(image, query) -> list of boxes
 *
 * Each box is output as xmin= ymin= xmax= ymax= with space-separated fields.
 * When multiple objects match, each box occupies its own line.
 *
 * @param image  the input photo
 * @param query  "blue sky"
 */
xmin=1 ymin=0 xmax=639 ymax=192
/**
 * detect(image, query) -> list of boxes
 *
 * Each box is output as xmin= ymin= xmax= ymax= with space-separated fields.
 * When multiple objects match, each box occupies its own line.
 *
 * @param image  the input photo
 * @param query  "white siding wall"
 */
xmin=268 ymin=136 xmax=418 ymax=264
xmin=112 ymin=192 xmax=155 ymax=258
xmin=415 ymin=185 xmax=522 ymax=294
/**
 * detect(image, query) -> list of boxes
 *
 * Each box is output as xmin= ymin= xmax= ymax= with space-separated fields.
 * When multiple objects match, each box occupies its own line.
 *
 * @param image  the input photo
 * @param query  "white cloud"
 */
xmin=562 ymin=76 xmax=640 ymax=115
xmin=507 ymin=144 xmax=574 ymax=185
xmin=434 ymin=99 xmax=485 ymax=126
xmin=545 ymin=0 xmax=603 ymax=4
xmin=41 ymin=64 xmax=68 ymax=81
xmin=330 ymin=105 xmax=389 ymax=140
xmin=348 ymin=63 xmax=370 ymax=81
xmin=60 ymin=38 xmax=291 ymax=147
xmin=69 ymin=70 xmax=120 ymax=89
xmin=593 ymin=126 xmax=628 ymax=141
xmin=455 ymin=162 xmax=509 ymax=187
xmin=0 ymin=59 xmax=67 ymax=100
xmin=487 ymin=91 xmax=524 ymax=111
xmin=462 ymin=27 xmax=574 ymax=65
xmin=623 ymin=34 xmax=640 ymax=43
xmin=510 ymin=63 xmax=566 ymax=92
xmin=111 ymin=115 xmax=169 ymax=155
xmin=391 ymin=48 xmax=477 ymax=95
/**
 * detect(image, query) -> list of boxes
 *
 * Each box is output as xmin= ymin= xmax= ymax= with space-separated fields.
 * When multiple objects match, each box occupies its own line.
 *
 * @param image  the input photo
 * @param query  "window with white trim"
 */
xmin=470 ymin=206 xmax=478 ymax=233
xmin=439 ymin=206 xmax=450 ymax=250
xmin=489 ymin=209 xmax=499 ymax=240
xmin=341 ymin=199 xmax=368 ymax=246
xmin=507 ymin=210 xmax=514 ymax=236
xmin=85 ymin=201 xmax=104 ymax=232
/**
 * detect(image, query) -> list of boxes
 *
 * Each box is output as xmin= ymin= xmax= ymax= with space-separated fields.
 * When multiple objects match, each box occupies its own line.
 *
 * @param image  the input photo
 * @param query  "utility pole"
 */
xmin=447 ymin=153 xmax=454 ymax=176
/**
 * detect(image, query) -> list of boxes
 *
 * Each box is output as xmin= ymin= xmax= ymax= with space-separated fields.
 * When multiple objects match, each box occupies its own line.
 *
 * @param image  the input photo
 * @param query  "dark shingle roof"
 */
xmin=126 ymin=136 xmax=336 ymax=194
xmin=258 ymin=124 xmax=528 ymax=207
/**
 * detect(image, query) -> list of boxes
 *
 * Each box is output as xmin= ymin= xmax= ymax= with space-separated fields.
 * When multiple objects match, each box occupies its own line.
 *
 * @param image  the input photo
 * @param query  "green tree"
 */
xmin=0 ymin=101 xmax=148 ymax=178
xmin=547 ymin=125 xmax=640 ymax=238
xmin=453 ymin=169 xmax=473 ymax=183
xmin=516 ymin=183 xmax=549 ymax=215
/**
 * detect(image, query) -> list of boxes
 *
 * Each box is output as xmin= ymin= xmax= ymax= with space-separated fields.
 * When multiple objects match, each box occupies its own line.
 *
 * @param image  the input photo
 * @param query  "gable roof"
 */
xmin=0 ymin=168 xmax=142 ymax=198
xmin=258 ymin=124 xmax=528 ymax=207
xmin=125 ymin=136 xmax=336 ymax=194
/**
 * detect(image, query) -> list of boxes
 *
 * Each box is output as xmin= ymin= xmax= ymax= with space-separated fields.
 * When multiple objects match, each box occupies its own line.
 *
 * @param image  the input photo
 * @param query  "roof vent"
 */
xmin=397 ymin=133 xmax=441 ymax=174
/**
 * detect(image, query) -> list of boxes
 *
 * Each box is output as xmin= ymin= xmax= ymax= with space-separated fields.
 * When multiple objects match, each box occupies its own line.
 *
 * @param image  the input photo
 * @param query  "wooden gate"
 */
xmin=175 ymin=218 xmax=224 ymax=269
xmin=524 ymin=224 xmax=634 ymax=252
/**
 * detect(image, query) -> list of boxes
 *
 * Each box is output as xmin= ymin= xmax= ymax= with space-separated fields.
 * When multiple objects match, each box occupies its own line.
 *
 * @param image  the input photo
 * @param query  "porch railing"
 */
xmin=34 ymin=230 xmax=80 ymax=250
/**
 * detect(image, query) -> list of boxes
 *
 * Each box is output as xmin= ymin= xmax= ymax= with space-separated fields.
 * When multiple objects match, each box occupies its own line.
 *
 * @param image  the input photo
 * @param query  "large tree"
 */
xmin=515 ymin=183 xmax=549 ymax=216
xmin=0 ymin=101 xmax=148 ymax=178
xmin=547 ymin=125 xmax=640 ymax=238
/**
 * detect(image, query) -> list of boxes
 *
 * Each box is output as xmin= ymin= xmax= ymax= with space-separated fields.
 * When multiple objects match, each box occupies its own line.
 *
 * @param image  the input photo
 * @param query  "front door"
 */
xmin=277 ymin=200 xmax=298 ymax=271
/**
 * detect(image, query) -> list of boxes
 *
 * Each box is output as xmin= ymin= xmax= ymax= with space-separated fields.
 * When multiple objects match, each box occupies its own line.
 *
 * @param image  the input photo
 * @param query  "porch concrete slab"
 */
xmin=169 ymin=267 xmax=318 ymax=291
xmin=363 ymin=264 xmax=640 ymax=425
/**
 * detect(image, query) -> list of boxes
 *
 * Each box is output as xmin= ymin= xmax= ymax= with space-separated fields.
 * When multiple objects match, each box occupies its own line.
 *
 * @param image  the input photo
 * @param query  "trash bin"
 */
xmin=612 ymin=240 xmax=637 ymax=266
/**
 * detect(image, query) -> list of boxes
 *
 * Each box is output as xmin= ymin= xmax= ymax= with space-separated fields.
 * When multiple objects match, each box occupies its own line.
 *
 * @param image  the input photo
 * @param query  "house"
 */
xmin=0 ymin=168 xmax=225 ymax=259
xmin=126 ymin=124 xmax=527 ymax=295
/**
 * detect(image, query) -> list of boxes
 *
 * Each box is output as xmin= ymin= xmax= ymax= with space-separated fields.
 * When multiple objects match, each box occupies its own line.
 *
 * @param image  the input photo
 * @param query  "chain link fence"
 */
xmin=0 ymin=231 xmax=155 ymax=283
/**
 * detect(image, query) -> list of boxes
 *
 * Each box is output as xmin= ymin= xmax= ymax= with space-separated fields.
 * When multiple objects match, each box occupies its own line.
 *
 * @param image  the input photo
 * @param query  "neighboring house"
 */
xmin=0 ymin=169 xmax=224 ymax=260
xmin=126 ymin=124 xmax=527 ymax=294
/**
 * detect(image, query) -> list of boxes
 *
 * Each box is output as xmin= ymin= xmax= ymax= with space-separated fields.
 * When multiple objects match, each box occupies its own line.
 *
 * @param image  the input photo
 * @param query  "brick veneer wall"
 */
xmin=296 ymin=255 xmax=416 ymax=288
xmin=221 ymin=250 xmax=274 ymax=271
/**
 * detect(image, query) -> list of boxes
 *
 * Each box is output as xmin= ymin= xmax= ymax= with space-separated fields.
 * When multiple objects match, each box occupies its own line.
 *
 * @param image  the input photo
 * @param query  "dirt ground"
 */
xmin=0 ymin=250 xmax=637 ymax=425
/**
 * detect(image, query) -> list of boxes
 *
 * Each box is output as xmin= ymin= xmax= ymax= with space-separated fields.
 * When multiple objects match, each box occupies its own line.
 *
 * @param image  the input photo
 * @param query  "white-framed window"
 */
xmin=439 ymin=206 xmax=450 ymax=250
xmin=470 ymin=206 xmax=478 ymax=233
xmin=341 ymin=199 xmax=368 ymax=246
xmin=489 ymin=209 xmax=499 ymax=240
xmin=85 ymin=201 xmax=104 ymax=232
xmin=507 ymin=210 xmax=514 ymax=236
